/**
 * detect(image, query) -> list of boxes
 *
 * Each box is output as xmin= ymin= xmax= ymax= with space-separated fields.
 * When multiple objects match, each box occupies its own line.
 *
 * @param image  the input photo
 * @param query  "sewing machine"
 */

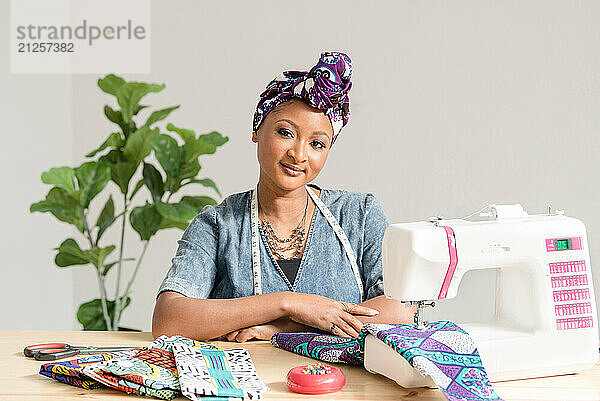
xmin=363 ymin=204 xmax=599 ymax=387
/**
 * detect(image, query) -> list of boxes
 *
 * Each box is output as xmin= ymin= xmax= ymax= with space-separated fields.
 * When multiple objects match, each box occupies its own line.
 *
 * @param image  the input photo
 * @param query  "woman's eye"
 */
xmin=277 ymin=128 xmax=293 ymax=137
xmin=311 ymin=141 xmax=326 ymax=149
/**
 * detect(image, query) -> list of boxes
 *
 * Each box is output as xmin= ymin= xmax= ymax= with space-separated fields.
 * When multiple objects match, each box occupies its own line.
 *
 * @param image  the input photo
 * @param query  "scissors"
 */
xmin=23 ymin=342 xmax=140 ymax=361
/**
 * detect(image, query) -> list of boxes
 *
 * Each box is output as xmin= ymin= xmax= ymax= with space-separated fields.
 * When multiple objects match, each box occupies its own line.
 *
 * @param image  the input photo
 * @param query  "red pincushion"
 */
xmin=286 ymin=364 xmax=346 ymax=395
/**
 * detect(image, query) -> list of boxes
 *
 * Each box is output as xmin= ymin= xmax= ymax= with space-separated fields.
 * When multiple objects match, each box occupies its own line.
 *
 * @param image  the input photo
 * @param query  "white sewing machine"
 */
xmin=363 ymin=204 xmax=599 ymax=387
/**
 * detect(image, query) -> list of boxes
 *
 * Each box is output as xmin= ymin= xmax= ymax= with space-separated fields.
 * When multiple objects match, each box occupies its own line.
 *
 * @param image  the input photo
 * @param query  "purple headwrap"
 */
xmin=252 ymin=51 xmax=352 ymax=145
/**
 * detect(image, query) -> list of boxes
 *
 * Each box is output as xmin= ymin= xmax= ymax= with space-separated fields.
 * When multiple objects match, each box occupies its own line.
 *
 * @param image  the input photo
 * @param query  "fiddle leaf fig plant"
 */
xmin=31 ymin=74 xmax=228 ymax=330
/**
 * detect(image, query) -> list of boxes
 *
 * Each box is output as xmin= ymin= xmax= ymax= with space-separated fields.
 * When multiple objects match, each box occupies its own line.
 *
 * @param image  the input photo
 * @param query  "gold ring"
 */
xmin=330 ymin=323 xmax=337 ymax=333
xmin=341 ymin=302 xmax=356 ymax=313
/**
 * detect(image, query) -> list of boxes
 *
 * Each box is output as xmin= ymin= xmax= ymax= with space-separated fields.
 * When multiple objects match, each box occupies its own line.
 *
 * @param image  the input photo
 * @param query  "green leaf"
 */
xmin=184 ymin=138 xmax=215 ymax=163
xmin=198 ymin=131 xmax=229 ymax=147
xmin=30 ymin=199 xmax=62 ymax=213
xmin=167 ymin=123 xmax=219 ymax=163
xmin=31 ymin=187 xmax=84 ymax=232
xmin=159 ymin=217 xmax=189 ymax=230
xmin=166 ymin=123 xmax=195 ymax=144
xmin=54 ymin=240 xmax=116 ymax=270
xmin=181 ymin=178 xmax=221 ymax=197
xmin=116 ymin=82 xmax=165 ymax=124
xmin=134 ymin=104 xmax=148 ymax=115
xmin=98 ymin=74 xmax=126 ymax=96
xmin=129 ymin=178 xmax=145 ymax=201
xmin=75 ymin=161 xmax=111 ymax=208
xmin=95 ymin=195 xmax=115 ymax=243
xmin=100 ymin=150 xmax=138 ymax=194
xmin=145 ymin=106 xmax=180 ymax=128
xmin=41 ymin=167 xmax=76 ymax=193
xmin=155 ymin=201 xmax=198 ymax=223
xmin=123 ymin=126 xmax=159 ymax=165
xmin=84 ymin=245 xmax=116 ymax=270
xmin=143 ymin=163 xmax=164 ymax=201
xmin=102 ymin=258 xmax=135 ymax=276
xmin=151 ymin=134 xmax=182 ymax=178
xmin=111 ymin=161 xmax=138 ymax=194
xmin=180 ymin=196 xmax=217 ymax=213
xmin=130 ymin=203 xmax=162 ymax=241
xmin=77 ymin=297 xmax=131 ymax=330
xmin=102 ymin=261 xmax=119 ymax=276
xmin=54 ymin=238 xmax=89 ymax=267
xmin=85 ymin=132 xmax=124 ymax=158
xmin=126 ymin=121 xmax=138 ymax=138
xmin=104 ymin=105 xmax=123 ymax=125
xmin=99 ymin=148 xmax=120 ymax=164
xmin=104 ymin=106 xmax=129 ymax=135
xmin=179 ymin=158 xmax=201 ymax=181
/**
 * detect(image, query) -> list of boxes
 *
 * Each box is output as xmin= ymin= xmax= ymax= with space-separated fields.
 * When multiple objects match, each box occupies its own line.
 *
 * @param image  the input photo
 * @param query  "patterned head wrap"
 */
xmin=252 ymin=51 xmax=352 ymax=146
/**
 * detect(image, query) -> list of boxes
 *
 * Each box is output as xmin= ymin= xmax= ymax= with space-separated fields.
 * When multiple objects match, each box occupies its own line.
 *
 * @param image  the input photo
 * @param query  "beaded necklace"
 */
xmin=259 ymin=194 xmax=309 ymax=260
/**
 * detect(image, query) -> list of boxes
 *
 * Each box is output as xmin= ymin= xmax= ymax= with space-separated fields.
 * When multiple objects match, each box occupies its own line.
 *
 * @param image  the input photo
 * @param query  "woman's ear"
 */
xmin=251 ymin=131 xmax=258 ymax=143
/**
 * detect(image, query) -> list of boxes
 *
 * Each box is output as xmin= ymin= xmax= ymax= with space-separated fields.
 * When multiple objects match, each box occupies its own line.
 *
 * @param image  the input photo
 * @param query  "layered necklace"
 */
xmin=259 ymin=193 xmax=309 ymax=260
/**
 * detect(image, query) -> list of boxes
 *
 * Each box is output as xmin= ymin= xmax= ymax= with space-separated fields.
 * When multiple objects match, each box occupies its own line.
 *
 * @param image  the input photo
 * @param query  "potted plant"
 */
xmin=30 ymin=74 xmax=228 ymax=330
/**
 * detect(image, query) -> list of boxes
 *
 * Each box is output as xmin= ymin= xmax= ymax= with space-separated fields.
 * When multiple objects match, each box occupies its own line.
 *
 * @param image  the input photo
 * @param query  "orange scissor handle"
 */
xmin=23 ymin=342 xmax=71 ymax=357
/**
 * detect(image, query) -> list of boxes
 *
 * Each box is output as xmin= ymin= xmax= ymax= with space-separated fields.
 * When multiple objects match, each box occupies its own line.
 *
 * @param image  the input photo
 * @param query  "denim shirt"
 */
xmin=157 ymin=184 xmax=389 ymax=304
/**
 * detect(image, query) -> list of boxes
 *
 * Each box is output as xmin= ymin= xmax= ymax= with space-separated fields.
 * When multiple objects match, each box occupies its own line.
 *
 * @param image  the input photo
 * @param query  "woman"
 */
xmin=152 ymin=52 xmax=416 ymax=342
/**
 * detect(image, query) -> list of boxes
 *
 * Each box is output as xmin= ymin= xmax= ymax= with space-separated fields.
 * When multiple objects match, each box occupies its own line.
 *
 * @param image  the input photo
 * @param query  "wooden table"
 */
xmin=1 ymin=330 xmax=599 ymax=400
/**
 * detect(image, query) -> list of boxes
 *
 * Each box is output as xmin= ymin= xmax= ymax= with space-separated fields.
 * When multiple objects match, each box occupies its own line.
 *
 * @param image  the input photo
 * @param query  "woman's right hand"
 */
xmin=282 ymin=292 xmax=379 ymax=337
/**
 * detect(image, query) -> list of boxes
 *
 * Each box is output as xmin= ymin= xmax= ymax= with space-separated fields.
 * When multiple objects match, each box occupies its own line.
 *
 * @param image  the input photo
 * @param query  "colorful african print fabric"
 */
xmin=38 ymin=350 xmax=138 ymax=389
xmin=269 ymin=332 xmax=360 ymax=365
xmin=271 ymin=321 xmax=504 ymax=401
xmin=81 ymin=335 xmax=219 ymax=400
xmin=173 ymin=343 xmax=269 ymax=400
xmin=253 ymin=51 xmax=352 ymax=145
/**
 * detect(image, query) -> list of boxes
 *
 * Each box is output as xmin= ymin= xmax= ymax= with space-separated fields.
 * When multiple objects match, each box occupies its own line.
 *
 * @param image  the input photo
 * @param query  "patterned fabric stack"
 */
xmin=38 ymin=335 xmax=269 ymax=400
xmin=80 ymin=335 xmax=206 ymax=399
xmin=39 ymin=350 xmax=138 ymax=389
xmin=271 ymin=321 xmax=504 ymax=401
xmin=173 ymin=344 xmax=268 ymax=400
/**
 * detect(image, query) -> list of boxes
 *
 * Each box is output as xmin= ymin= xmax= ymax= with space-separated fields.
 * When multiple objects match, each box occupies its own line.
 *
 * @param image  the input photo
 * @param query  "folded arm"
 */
xmin=225 ymin=295 xmax=417 ymax=342
xmin=152 ymin=291 xmax=288 ymax=340
xmin=152 ymin=290 xmax=393 ymax=341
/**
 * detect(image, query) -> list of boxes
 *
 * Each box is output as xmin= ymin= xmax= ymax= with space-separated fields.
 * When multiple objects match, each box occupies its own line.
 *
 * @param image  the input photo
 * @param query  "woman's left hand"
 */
xmin=225 ymin=317 xmax=308 ymax=343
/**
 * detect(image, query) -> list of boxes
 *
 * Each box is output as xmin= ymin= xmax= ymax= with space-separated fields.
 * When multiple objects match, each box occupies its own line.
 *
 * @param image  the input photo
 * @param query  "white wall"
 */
xmin=4 ymin=0 xmax=599 ymax=333
xmin=0 ymin=0 xmax=75 ymax=329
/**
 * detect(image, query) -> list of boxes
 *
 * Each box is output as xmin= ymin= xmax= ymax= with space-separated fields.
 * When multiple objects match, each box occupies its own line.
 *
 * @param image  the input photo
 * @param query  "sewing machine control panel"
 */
xmin=546 ymin=236 xmax=594 ymax=331
xmin=546 ymin=237 xmax=582 ymax=252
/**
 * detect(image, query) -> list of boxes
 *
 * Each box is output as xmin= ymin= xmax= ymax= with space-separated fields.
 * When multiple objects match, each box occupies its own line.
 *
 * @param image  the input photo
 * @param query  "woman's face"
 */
xmin=252 ymin=99 xmax=333 ymax=192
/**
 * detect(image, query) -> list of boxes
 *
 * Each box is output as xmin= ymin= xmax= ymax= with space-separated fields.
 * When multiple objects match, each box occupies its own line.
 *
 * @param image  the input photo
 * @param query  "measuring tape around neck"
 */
xmin=250 ymin=185 xmax=364 ymax=301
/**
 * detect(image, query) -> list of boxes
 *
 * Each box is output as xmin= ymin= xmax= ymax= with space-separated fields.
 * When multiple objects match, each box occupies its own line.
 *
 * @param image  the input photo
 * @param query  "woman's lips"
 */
xmin=280 ymin=162 xmax=304 ymax=176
